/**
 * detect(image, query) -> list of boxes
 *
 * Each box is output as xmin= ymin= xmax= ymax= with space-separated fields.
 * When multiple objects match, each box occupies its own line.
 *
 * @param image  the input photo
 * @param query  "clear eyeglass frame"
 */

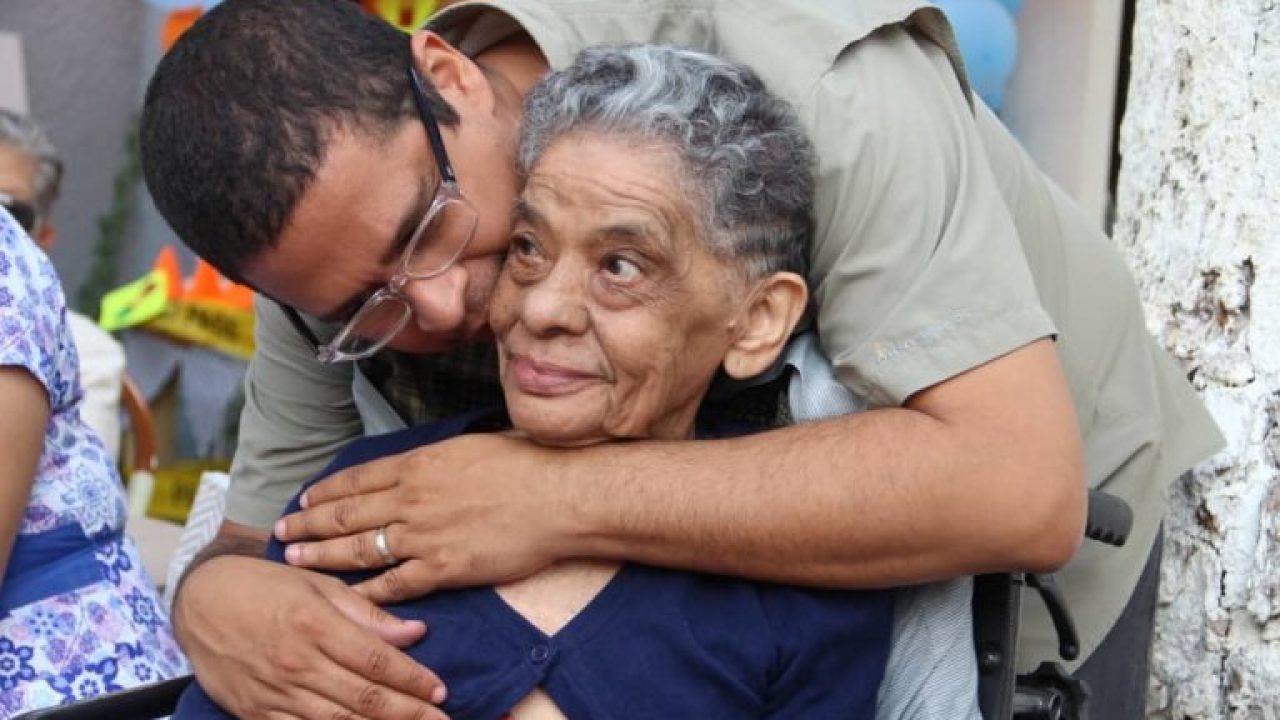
xmin=279 ymin=64 xmax=478 ymax=364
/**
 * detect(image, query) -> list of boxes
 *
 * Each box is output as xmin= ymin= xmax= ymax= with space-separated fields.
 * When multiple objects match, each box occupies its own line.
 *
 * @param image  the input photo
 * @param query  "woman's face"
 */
xmin=489 ymin=132 xmax=749 ymax=446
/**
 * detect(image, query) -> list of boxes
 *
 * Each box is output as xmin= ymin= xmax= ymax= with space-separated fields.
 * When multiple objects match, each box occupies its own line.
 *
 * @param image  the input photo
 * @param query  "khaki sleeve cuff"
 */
xmin=223 ymin=485 xmax=296 ymax=531
xmin=833 ymin=303 xmax=1057 ymax=407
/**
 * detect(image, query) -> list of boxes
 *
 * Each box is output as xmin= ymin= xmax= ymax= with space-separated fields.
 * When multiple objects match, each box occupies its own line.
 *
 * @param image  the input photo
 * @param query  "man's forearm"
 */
xmin=554 ymin=341 xmax=1086 ymax=588
xmin=172 ymin=521 xmax=269 ymax=605
xmin=557 ymin=408 xmax=978 ymax=587
xmin=271 ymin=341 xmax=1083 ymax=596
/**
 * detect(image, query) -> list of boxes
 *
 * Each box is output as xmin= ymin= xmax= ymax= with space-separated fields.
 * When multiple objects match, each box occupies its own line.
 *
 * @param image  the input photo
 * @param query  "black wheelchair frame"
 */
xmin=14 ymin=491 xmax=1132 ymax=720
xmin=974 ymin=490 xmax=1134 ymax=720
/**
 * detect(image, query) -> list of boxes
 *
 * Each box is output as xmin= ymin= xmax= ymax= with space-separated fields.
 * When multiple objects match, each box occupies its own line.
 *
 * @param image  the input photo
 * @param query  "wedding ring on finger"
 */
xmin=374 ymin=525 xmax=398 ymax=566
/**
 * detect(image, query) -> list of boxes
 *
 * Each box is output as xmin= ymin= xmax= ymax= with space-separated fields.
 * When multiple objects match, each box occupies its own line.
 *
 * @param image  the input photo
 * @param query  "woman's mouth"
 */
xmin=508 ymin=354 xmax=599 ymax=395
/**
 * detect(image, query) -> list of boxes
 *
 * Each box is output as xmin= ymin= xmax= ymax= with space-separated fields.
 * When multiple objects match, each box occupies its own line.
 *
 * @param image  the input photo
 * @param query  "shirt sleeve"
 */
xmin=224 ymin=296 xmax=365 ymax=529
xmin=873 ymin=580 xmax=983 ymax=719
xmin=800 ymin=26 xmax=1056 ymax=407
xmin=0 ymin=210 xmax=76 ymax=410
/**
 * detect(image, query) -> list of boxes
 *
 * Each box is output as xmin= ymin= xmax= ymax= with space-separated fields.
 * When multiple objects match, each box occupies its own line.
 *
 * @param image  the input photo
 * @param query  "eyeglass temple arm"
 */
xmin=406 ymin=66 xmax=457 ymax=185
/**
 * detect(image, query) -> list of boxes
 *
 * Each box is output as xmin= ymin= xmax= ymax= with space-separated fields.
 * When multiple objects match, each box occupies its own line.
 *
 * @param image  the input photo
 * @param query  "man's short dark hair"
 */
xmin=140 ymin=0 xmax=457 ymax=283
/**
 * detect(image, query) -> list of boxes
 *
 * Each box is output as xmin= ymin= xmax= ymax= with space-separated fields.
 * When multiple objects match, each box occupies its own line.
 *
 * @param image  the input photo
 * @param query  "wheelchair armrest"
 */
xmin=974 ymin=573 xmax=1023 ymax=720
xmin=11 ymin=674 xmax=193 ymax=720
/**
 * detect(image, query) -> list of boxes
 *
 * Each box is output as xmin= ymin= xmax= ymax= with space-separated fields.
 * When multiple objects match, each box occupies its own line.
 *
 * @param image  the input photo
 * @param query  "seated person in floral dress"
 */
xmin=0 ymin=208 xmax=188 ymax=715
xmin=175 ymin=44 xmax=894 ymax=719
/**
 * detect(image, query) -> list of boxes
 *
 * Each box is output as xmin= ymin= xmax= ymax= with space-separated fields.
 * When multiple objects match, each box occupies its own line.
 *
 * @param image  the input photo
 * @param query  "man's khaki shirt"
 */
xmin=228 ymin=0 xmax=1224 ymax=669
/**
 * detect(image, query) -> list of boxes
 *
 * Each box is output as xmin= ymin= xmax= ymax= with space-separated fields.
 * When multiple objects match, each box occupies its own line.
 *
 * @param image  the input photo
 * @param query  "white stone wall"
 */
xmin=1112 ymin=1 xmax=1280 ymax=716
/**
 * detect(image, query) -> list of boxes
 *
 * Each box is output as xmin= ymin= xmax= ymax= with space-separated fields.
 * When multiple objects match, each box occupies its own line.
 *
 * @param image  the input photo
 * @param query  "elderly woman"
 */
xmin=176 ymin=44 xmax=892 ymax=719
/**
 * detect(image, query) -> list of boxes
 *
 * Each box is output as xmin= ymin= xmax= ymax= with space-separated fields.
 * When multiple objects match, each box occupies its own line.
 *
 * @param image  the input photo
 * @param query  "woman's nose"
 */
xmin=400 ymin=265 xmax=469 ymax=334
xmin=520 ymin=266 xmax=589 ymax=337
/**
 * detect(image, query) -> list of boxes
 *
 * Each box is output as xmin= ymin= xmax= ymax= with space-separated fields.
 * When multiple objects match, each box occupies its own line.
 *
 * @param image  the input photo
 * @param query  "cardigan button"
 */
xmin=529 ymin=644 xmax=551 ymax=663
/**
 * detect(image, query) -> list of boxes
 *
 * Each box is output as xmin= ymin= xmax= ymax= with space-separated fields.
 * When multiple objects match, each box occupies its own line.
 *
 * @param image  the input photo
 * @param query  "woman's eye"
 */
xmin=510 ymin=233 xmax=540 ymax=259
xmin=602 ymin=255 xmax=642 ymax=281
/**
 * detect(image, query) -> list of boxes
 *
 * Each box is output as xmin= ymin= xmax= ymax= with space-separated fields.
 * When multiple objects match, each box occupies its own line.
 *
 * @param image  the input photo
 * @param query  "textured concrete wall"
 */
xmin=0 ymin=0 xmax=145 ymax=306
xmin=1112 ymin=1 xmax=1280 ymax=717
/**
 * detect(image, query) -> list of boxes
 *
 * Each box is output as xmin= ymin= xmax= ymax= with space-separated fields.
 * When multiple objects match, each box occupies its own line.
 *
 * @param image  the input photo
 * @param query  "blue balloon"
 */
xmin=994 ymin=0 xmax=1025 ymax=14
xmin=934 ymin=0 xmax=1019 ymax=110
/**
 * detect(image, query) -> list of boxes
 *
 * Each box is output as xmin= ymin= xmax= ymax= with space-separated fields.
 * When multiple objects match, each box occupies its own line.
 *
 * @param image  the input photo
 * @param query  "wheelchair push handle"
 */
xmin=1084 ymin=489 xmax=1132 ymax=547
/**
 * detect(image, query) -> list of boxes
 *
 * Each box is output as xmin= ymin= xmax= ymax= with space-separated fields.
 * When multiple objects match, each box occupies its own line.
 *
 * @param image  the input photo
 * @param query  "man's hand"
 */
xmin=176 ymin=553 xmax=449 ymax=719
xmin=275 ymin=433 xmax=568 ymax=603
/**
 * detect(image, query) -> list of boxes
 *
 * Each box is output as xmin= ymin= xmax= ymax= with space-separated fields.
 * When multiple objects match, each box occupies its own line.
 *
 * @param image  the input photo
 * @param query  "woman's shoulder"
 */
xmin=0 ymin=210 xmax=77 ymax=407
xmin=323 ymin=406 xmax=510 ymax=477
xmin=0 ymin=212 xmax=60 ymax=300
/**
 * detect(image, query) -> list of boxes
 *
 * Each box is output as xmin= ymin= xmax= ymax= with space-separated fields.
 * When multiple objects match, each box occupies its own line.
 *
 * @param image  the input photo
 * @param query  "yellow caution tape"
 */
xmin=146 ymin=299 xmax=256 ymax=360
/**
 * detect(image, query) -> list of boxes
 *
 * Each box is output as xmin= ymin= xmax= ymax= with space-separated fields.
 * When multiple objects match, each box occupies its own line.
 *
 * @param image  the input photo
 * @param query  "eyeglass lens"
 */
xmin=404 ymin=197 xmax=478 ymax=277
xmin=331 ymin=197 xmax=478 ymax=358
xmin=338 ymin=294 xmax=412 ymax=356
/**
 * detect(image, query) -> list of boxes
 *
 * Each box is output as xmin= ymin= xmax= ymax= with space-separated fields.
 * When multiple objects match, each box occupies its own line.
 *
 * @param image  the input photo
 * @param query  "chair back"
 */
xmin=120 ymin=374 xmax=158 ymax=474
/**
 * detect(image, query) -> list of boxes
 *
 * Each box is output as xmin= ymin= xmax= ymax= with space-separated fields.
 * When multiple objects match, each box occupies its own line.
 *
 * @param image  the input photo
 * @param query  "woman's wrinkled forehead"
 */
xmin=517 ymin=134 xmax=704 ymax=257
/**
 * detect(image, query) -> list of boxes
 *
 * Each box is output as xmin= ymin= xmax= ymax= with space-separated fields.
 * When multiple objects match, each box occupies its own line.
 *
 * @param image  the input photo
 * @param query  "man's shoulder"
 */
xmin=432 ymin=0 xmax=958 ymax=104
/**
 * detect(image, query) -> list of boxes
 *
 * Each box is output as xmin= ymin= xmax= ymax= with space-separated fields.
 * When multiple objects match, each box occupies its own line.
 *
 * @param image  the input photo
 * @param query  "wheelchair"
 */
xmin=973 ymin=490 xmax=1134 ymax=720
xmin=13 ymin=491 xmax=1132 ymax=720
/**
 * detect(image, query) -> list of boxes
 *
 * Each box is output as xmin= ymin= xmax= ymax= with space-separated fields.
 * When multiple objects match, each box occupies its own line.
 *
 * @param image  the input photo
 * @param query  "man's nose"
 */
xmin=400 ymin=265 xmax=469 ymax=334
xmin=520 ymin=264 xmax=589 ymax=337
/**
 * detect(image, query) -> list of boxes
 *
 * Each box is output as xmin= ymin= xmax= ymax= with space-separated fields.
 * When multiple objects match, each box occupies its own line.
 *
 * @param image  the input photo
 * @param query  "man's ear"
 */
xmin=723 ymin=272 xmax=808 ymax=380
xmin=408 ymin=31 xmax=493 ymax=111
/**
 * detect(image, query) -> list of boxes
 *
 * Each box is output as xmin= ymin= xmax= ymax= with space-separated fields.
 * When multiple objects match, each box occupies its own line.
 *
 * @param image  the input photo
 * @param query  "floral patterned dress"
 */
xmin=0 ymin=210 xmax=188 ymax=716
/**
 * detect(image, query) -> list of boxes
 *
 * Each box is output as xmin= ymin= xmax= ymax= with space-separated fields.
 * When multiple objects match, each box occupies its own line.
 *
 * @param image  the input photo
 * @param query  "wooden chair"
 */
xmin=120 ymin=374 xmax=158 ymax=477
xmin=118 ymin=374 xmax=185 ymax=589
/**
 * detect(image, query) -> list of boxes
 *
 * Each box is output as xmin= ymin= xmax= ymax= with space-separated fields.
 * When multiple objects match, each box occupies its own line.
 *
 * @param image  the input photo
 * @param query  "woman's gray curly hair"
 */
xmin=517 ymin=44 xmax=814 ymax=280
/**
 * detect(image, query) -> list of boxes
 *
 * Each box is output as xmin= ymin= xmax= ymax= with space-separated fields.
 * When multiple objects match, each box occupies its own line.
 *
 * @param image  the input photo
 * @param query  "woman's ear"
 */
xmin=34 ymin=223 xmax=56 ymax=252
xmin=409 ymin=31 xmax=493 ymax=111
xmin=723 ymin=272 xmax=808 ymax=379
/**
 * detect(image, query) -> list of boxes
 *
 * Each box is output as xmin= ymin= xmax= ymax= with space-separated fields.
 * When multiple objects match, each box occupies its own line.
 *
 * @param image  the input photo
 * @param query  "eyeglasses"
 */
xmin=280 ymin=65 xmax=479 ymax=364
xmin=0 ymin=192 xmax=37 ymax=234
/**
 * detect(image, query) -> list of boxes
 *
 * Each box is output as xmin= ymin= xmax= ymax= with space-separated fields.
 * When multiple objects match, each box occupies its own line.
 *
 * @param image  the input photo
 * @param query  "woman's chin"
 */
xmin=508 ymin=403 xmax=610 ymax=447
